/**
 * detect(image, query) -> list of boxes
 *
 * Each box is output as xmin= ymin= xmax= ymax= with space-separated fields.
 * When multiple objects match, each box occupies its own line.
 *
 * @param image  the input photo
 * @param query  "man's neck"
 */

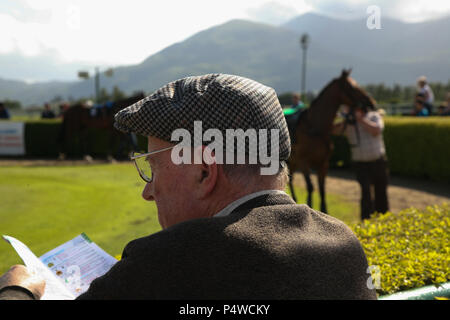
xmin=213 ymin=189 xmax=287 ymax=218
xmin=206 ymin=183 xmax=285 ymax=218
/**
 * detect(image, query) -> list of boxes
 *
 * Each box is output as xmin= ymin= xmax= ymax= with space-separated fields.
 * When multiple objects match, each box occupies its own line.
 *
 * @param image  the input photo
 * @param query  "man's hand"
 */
xmin=355 ymin=109 xmax=382 ymax=137
xmin=0 ymin=265 xmax=46 ymax=299
xmin=355 ymin=109 xmax=365 ymax=122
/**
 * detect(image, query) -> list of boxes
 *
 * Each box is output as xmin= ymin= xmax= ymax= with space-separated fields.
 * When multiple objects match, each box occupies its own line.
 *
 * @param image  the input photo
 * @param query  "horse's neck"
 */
xmin=304 ymin=85 xmax=341 ymax=135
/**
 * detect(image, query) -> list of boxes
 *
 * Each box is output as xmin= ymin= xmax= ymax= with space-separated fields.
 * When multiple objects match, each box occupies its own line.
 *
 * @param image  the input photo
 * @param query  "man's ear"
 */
xmin=194 ymin=146 xmax=219 ymax=199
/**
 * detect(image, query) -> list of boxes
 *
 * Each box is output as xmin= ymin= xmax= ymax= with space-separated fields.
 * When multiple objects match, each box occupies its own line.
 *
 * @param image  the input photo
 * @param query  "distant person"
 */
xmin=291 ymin=93 xmax=306 ymax=110
xmin=437 ymin=105 xmax=449 ymax=116
xmin=417 ymin=76 xmax=434 ymax=115
xmin=41 ymin=103 xmax=56 ymax=119
xmin=437 ymin=92 xmax=450 ymax=116
xmin=0 ymin=102 xmax=11 ymax=119
xmin=333 ymin=105 xmax=389 ymax=221
xmin=58 ymin=103 xmax=70 ymax=118
xmin=284 ymin=93 xmax=307 ymax=141
xmin=412 ymin=93 xmax=429 ymax=117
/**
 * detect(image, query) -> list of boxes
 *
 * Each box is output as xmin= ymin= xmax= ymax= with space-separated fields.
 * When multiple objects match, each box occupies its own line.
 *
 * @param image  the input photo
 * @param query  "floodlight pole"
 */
xmin=95 ymin=67 xmax=100 ymax=104
xmin=300 ymin=33 xmax=310 ymax=96
xmin=77 ymin=67 xmax=113 ymax=104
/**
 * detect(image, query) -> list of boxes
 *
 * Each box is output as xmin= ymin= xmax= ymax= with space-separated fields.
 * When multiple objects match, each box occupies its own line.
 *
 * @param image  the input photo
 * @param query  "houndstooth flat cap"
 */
xmin=114 ymin=74 xmax=290 ymax=161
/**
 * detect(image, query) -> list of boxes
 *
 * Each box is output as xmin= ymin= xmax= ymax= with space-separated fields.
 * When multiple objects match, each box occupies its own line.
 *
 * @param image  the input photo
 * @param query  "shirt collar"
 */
xmin=213 ymin=190 xmax=289 ymax=218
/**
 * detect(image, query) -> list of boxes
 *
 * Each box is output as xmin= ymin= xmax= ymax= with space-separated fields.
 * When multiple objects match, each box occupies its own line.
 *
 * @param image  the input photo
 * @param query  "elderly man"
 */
xmin=0 ymin=74 xmax=376 ymax=300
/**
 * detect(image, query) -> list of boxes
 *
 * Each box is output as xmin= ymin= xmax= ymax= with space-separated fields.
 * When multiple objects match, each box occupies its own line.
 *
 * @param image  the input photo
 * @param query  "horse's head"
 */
xmin=336 ymin=69 xmax=376 ymax=111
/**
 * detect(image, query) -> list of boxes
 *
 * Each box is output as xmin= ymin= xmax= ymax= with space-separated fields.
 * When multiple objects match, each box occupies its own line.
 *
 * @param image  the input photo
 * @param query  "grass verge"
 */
xmin=0 ymin=163 xmax=358 ymax=273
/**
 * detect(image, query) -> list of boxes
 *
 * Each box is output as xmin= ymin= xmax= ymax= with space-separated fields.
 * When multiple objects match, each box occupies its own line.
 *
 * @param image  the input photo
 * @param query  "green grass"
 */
xmin=285 ymin=187 xmax=359 ymax=224
xmin=0 ymin=164 xmax=358 ymax=273
xmin=0 ymin=164 xmax=159 ymax=274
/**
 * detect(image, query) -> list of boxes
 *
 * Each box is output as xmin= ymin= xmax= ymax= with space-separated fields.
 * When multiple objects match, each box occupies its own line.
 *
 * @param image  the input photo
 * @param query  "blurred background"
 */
xmin=1 ymin=0 xmax=449 ymax=117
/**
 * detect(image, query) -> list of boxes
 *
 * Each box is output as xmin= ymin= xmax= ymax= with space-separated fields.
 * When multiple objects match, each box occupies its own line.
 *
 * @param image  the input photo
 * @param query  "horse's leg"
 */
xmin=302 ymin=168 xmax=314 ymax=208
xmin=107 ymin=129 xmax=119 ymax=163
xmin=114 ymin=131 xmax=132 ymax=160
xmin=317 ymin=165 xmax=328 ymax=213
xmin=57 ymin=119 xmax=67 ymax=160
xmin=81 ymin=128 xmax=93 ymax=163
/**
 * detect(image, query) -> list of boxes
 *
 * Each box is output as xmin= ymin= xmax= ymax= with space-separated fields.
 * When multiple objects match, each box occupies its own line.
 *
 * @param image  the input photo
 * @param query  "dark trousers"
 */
xmin=424 ymin=102 xmax=433 ymax=115
xmin=353 ymin=157 xmax=389 ymax=220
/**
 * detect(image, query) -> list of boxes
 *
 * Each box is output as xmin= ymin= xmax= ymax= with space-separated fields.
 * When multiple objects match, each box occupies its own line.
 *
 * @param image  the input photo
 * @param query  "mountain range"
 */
xmin=1 ymin=13 xmax=449 ymax=107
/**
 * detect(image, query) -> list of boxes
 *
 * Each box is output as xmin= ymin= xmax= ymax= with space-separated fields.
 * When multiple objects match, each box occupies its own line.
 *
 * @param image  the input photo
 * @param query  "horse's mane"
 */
xmin=306 ymin=76 xmax=371 ymax=111
xmin=307 ymin=78 xmax=338 ymax=110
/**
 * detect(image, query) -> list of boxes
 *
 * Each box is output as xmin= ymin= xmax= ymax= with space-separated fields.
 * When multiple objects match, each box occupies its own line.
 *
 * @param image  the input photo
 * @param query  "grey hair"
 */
xmin=183 ymin=146 xmax=289 ymax=189
xmin=222 ymin=163 xmax=289 ymax=189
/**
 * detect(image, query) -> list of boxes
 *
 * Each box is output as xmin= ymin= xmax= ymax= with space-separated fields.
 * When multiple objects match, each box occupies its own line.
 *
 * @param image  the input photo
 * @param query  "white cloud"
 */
xmin=1 ymin=0 xmax=259 ymax=65
xmin=0 ymin=0 xmax=449 ymax=76
xmin=0 ymin=13 xmax=47 ymax=56
xmin=305 ymin=0 xmax=450 ymax=22
xmin=246 ymin=1 xmax=312 ymax=25
xmin=0 ymin=0 xmax=318 ymax=67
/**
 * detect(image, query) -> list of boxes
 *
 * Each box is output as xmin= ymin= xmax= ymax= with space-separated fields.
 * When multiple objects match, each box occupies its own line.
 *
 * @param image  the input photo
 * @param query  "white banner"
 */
xmin=0 ymin=121 xmax=25 ymax=155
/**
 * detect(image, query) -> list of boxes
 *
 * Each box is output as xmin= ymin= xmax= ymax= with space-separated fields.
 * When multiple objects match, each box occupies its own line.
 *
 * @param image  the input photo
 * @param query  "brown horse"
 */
xmin=287 ymin=69 xmax=376 ymax=213
xmin=58 ymin=93 xmax=145 ymax=161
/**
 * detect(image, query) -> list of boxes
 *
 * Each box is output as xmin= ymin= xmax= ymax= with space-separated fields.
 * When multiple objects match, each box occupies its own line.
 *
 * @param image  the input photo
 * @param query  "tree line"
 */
xmin=4 ymin=81 xmax=450 ymax=111
xmin=2 ymin=86 xmax=129 ymax=111
xmin=363 ymin=81 xmax=450 ymax=104
xmin=278 ymin=81 xmax=450 ymax=106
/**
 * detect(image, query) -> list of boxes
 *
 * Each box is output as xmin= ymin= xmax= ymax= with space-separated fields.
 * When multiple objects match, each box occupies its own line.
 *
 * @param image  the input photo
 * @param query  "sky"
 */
xmin=0 ymin=0 xmax=312 ymax=66
xmin=1 ymin=0 xmax=450 ymax=80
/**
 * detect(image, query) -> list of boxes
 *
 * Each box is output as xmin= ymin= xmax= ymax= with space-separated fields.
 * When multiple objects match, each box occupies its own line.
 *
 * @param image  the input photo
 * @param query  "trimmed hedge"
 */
xmin=383 ymin=117 xmax=450 ymax=183
xmin=24 ymin=120 xmax=63 ymax=157
xmin=351 ymin=204 xmax=449 ymax=296
xmin=18 ymin=120 xmax=147 ymax=158
xmin=3 ymin=117 xmax=450 ymax=183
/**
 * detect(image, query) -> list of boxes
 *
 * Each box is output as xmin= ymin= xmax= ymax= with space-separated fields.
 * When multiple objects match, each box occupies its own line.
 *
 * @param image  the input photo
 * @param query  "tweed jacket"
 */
xmin=1 ymin=193 xmax=376 ymax=300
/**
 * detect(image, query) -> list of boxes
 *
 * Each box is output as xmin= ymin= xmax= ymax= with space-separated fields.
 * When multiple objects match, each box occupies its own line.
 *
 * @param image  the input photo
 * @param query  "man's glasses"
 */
xmin=130 ymin=146 xmax=175 ymax=183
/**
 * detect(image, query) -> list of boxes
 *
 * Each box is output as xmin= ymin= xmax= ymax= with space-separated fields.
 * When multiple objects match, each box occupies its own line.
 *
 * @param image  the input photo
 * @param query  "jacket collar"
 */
xmin=214 ymin=190 xmax=295 ymax=218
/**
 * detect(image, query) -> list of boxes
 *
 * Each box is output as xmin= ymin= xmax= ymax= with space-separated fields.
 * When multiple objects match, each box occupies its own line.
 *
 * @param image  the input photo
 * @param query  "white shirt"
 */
xmin=214 ymin=190 xmax=289 ymax=218
xmin=419 ymin=84 xmax=434 ymax=104
xmin=344 ymin=111 xmax=386 ymax=162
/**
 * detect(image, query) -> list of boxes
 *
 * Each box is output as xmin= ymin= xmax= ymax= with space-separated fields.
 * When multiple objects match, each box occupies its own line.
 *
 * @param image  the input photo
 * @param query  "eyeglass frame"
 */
xmin=130 ymin=146 xmax=175 ymax=183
